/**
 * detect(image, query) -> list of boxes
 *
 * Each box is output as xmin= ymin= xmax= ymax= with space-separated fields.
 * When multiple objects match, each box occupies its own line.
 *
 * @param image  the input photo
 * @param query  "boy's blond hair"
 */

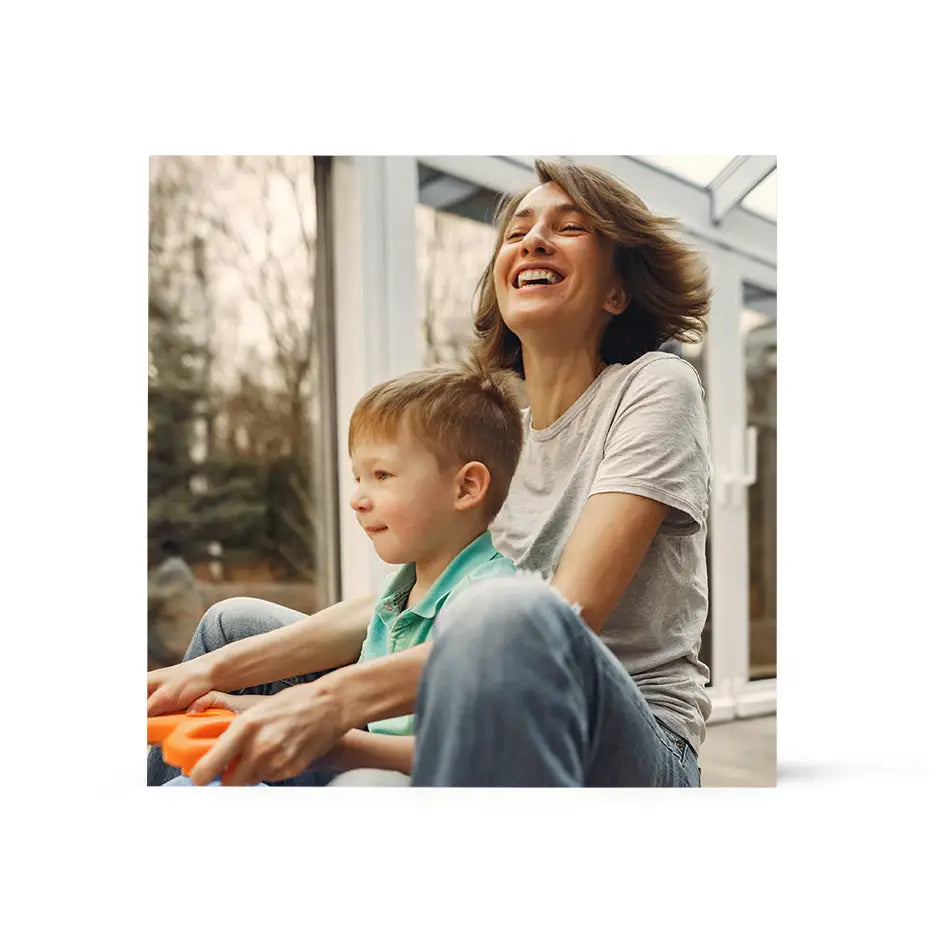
xmin=348 ymin=359 xmax=524 ymax=521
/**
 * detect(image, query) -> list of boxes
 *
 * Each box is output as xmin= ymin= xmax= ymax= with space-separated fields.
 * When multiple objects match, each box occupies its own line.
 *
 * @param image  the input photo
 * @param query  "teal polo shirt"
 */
xmin=359 ymin=530 xmax=516 ymax=736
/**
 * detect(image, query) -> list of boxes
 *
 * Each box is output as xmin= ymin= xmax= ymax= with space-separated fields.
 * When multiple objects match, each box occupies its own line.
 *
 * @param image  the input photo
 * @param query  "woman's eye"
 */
xmin=505 ymin=231 xmax=524 ymax=241
xmin=562 ymin=224 xmax=584 ymax=232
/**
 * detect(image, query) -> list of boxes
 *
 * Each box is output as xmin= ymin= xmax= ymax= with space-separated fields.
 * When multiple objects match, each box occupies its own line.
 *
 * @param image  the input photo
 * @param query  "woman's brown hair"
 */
xmin=471 ymin=158 xmax=712 ymax=377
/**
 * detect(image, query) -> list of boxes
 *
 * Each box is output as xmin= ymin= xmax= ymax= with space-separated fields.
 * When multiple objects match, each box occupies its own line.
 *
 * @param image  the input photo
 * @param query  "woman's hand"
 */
xmin=147 ymin=658 xmax=216 ymax=716
xmin=188 ymin=681 xmax=348 ymax=786
xmin=187 ymin=691 xmax=266 ymax=714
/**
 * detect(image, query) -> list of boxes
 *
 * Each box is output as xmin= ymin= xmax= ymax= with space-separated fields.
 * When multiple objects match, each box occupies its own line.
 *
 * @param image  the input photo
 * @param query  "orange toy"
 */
xmin=148 ymin=709 xmax=236 ymax=777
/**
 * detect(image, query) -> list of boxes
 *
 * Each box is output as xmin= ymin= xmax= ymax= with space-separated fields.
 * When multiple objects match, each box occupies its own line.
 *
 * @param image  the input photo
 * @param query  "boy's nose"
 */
xmin=350 ymin=489 xmax=371 ymax=513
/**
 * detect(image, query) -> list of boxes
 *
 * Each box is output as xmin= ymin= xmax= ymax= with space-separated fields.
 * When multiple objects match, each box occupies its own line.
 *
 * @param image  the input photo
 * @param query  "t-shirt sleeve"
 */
xmin=589 ymin=356 xmax=711 ymax=535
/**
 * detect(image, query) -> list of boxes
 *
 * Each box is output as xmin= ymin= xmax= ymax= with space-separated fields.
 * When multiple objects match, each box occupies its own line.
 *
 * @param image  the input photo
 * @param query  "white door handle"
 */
xmin=740 ymin=425 xmax=758 ymax=487
xmin=714 ymin=426 xmax=758 ymax=507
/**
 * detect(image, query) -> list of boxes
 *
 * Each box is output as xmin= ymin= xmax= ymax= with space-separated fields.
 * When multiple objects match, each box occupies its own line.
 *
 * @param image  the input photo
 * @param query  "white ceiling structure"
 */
xmin=417 ymin=155 xmax=777 ymax=277
xmin=638 ymin=155 xmax=776 ymax=223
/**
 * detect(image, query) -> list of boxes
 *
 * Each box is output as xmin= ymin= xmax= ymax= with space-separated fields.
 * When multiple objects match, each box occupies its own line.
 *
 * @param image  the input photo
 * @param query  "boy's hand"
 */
xmin=147 ymin=658 xmax=215 ymax=716
xmin=187 ymin=691 xmax=266 ymax=714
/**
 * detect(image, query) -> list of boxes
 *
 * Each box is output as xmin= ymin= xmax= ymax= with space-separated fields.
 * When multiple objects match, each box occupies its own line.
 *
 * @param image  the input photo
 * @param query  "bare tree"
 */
xmin=415 ymin=203 xmax=496 ymax=367
xmin=149 ymin=155 xmax=323 ymax=583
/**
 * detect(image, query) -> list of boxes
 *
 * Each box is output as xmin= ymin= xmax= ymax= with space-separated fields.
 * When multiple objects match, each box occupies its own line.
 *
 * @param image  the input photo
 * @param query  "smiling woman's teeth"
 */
xmin=517 ymin=268 xmax=562 ymax=287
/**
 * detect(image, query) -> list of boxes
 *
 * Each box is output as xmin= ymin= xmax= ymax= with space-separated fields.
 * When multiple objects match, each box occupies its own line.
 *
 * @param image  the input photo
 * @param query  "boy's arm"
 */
xmin=325 ymin=730 xmax=415 ymax=776
xmin=147 ymin=593 xmax=377 ymax=716
xmin=212 ymin=593 xmax=376 ymax=688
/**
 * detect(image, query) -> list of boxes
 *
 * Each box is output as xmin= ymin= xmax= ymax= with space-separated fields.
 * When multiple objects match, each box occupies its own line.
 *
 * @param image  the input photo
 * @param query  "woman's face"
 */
xmin=493 ymin=181 xmax=625 ymax=341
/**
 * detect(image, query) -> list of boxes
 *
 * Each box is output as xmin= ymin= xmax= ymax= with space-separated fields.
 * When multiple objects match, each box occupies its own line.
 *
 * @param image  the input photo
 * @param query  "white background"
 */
xmin=1 ymin=1 xmax=932 ymax=935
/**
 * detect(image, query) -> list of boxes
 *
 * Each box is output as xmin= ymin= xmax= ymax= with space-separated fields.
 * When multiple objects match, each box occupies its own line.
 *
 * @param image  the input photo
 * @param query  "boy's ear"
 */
xmin=454 ymin=461 xmax=490 ymax=512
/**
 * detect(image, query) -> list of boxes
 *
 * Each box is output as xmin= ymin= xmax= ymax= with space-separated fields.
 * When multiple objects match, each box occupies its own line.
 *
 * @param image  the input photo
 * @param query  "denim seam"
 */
xmin=535 ymin=588 xmax=697 ymax=784
xmin=516 ymin=576 xmax=670 ymax=772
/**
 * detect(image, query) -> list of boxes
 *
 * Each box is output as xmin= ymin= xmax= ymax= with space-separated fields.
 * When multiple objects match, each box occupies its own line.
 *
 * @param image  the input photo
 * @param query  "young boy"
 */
xmin=329 ymin=361 xmax=523 ymax=777
xmin=163 ymin=361 xmax=523 ymax=784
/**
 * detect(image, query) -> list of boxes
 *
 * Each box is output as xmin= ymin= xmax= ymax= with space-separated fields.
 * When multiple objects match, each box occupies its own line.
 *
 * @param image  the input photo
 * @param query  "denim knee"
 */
xmin=188 ymin=596 xmax=264 ymax=656
xmin=432 ymin=574 xmax=582 ymax=661
xmin=184 ymin=596 xmax=257 ymax=661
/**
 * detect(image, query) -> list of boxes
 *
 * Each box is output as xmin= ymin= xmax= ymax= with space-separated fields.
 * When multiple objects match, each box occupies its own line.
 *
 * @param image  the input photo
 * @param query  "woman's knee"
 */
xmin=433 ymin=574 xmax=583 ymax=661
xmin=417 ymin=575 xmax=592 ymax=727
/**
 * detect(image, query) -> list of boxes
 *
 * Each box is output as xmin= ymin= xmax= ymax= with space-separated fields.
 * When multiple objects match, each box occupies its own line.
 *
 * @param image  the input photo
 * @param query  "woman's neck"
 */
xmin=523 ymin=348 xmax=606 ymax=430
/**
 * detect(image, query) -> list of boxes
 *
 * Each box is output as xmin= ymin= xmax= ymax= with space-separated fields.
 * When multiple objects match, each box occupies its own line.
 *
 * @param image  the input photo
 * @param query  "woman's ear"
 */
xmin=603 ymin=281 xmax=628 ymax=317
xmin=454 ymin=462 xmax=491 ymax=512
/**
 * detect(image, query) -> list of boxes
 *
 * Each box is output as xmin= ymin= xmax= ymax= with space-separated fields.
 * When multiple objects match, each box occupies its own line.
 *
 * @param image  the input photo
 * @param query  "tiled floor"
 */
xmin=698 ymin=715 xmax=776 ymax=787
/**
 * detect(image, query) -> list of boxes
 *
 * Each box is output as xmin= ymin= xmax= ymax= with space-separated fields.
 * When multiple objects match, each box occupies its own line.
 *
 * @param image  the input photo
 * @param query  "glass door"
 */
xmin=742 ymin=286 xmax=777 ymax=680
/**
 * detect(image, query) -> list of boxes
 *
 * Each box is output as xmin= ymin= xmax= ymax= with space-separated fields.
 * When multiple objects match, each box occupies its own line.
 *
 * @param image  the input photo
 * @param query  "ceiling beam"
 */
xmin=709 ymin=156 xmax=776 ymax=224
xmin=417 ymin=155 xmax=535 ymax=197
xmin=419 ymin=175 xmax=479 ymax=210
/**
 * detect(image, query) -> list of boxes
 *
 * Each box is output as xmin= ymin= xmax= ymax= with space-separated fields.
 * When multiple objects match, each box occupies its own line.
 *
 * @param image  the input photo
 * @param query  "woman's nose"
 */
xmin=520 ymin=223 xmax=552 ymax=256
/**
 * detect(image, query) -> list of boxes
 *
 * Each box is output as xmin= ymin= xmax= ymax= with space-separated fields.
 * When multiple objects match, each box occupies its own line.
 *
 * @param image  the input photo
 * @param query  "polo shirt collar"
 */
xmin=379 ymin=530 xmax=500 ymax=621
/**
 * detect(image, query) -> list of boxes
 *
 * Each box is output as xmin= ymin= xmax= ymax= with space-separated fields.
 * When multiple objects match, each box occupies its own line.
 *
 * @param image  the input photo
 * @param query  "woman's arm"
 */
xmin=147 ymin=593 xmax=377 ymax=716
xmin=551 ymin=492 xmax=668 ymax=632
xmin=188 ymin=642 xmax=432 ymax=785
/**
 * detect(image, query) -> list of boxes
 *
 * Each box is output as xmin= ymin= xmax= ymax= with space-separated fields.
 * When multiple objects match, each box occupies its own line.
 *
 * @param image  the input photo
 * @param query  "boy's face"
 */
xmin=349 ymin=428 xmax=459 ymax=566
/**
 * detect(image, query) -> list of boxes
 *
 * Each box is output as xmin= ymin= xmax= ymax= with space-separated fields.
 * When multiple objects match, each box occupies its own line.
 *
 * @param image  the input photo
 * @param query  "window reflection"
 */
xmin=414 ymin=166 xmax=502 ymax=367
xmin=148 ymin=155 xmax=330 ymax=667
xmin=743 ymin=287 xmax=777 ymax=680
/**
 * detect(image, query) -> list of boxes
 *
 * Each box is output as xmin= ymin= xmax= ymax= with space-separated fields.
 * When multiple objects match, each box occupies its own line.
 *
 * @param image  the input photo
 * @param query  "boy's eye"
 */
xmin=374 ymin=471 xmax=390 ymax=481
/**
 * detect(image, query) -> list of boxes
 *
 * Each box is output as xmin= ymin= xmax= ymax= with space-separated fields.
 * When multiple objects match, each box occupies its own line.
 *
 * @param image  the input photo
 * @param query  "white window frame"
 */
xmin=329 ymin=155 xmax=777 ymax=724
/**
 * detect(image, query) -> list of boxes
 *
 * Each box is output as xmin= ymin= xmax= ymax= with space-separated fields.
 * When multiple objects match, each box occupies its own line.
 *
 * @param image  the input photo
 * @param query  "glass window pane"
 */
xmin=742 ymin=168 xmax=777 ymax=221
xmin=743 ymin=291 xmax=777 ymax=680
xmin=148 ymin=155 xmax=331 ymax=668
xmin=637 ymin=155 xmax=737 ymax=188
xmin=415 ymin=168 xmax=502 ymax=366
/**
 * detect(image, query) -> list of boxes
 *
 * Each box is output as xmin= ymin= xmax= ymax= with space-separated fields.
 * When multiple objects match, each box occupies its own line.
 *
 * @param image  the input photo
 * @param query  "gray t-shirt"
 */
xmin=490 ymin=351 xmax=712 ymax=752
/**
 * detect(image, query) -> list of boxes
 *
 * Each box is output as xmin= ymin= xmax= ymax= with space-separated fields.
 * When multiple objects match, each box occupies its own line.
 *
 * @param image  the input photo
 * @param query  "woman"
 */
xmin=147 ymin=158 xmax=712 ymax=787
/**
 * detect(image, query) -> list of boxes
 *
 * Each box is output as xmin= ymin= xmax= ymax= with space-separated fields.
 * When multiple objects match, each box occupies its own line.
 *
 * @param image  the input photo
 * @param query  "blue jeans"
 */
xmin=411 ymin=576 xmax=701 ymax=787
xmin=150 ymin=586 xmax=701 ymax=788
